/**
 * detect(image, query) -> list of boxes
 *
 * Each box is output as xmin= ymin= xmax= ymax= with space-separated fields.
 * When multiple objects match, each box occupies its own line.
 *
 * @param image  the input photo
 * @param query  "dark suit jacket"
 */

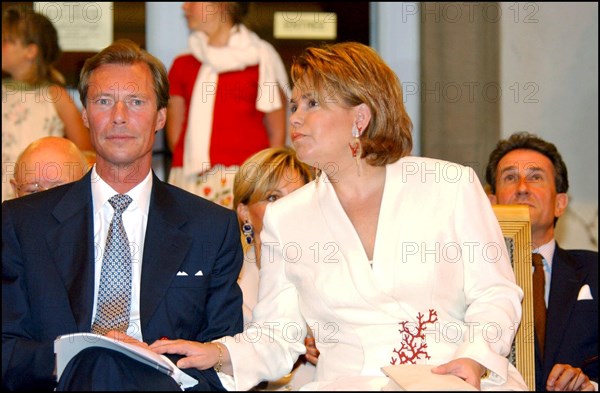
xmin=2 ymin=171 xmax=244 ymax=391
xmin=535 ymin=245 xmax=598 ymax=390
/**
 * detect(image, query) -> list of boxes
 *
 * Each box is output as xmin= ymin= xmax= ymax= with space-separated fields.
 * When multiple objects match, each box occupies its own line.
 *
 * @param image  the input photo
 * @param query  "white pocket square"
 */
xmin=194 ymin=270 xmax=203 ymax=276
xmin=176 ymin=271 xmax=188 ymax=276
xmin=577 ymin=284 xmax=593 ymax=300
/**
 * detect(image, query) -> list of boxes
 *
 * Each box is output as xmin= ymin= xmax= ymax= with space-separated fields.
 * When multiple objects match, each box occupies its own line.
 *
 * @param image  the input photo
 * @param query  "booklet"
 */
xmin=54 ymin=333 xmax=198 ymax=389
xmin=381 ymin=364 xmax=478 ymax=391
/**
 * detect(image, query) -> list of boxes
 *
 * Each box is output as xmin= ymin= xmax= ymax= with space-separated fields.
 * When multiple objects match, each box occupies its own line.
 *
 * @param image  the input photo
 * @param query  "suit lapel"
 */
xmin=47 ymin=172 xmax=95 ymax=332
xmin=544 ymin=246 xmax=588 ymax=370
xmin=139 ymin=176 xmax=193 ymax=331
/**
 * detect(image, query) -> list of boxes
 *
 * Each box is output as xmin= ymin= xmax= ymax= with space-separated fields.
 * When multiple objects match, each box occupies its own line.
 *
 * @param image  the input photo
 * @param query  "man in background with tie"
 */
xmin=486 ymin=131 xmax=598 ymax=391
xmin=2 ymin=40 xmax=244 ymax=391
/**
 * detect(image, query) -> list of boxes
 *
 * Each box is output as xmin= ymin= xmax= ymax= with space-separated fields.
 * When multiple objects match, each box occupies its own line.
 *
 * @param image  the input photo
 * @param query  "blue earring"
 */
xmin=242 ymin=221 xmax=254 ymax=245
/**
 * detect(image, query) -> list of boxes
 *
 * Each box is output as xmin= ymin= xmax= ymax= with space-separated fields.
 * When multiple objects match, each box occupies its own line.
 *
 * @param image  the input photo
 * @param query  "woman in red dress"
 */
xmin=167 ymin=2 xmax=288 ymax=208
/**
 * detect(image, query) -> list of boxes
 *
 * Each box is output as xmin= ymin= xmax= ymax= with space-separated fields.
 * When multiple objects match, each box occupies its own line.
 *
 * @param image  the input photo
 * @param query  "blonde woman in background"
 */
xmin=2 ymin=6 xmax=92 ymax=201
xmin=233 ymin=146 xmax=317 ymax=390
xmin=234 ymin=147 xmax=314 ymax=325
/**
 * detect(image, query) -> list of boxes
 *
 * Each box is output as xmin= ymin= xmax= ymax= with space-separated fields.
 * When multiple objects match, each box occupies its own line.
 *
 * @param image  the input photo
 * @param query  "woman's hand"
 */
xmin=431 ymin=357 xmax=486 ymax=390
xmin=150 ymin=339 xmax=222 ymax=370
xmin=304 ymin=337 xmax=320 ymax=366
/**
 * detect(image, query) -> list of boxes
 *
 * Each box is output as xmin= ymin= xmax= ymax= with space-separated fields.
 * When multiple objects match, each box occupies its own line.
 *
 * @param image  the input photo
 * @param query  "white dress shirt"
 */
xmin=90 ymin=166 xmax=152 ymax=341
xmin=533 ymin=239 xmax=556 ymax=307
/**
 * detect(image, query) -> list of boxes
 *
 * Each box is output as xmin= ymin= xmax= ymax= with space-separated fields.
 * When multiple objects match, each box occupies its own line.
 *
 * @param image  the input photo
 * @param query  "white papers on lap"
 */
xmin=381 ymin=364 xmax=477 ymax=391
xmin=54 ymin=333 xmax=198 ymax=389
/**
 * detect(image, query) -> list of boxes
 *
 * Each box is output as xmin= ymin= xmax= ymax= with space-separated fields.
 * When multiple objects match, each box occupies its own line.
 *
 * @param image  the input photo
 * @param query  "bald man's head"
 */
xmin=10 ymin=137 xmax=89 ymax=197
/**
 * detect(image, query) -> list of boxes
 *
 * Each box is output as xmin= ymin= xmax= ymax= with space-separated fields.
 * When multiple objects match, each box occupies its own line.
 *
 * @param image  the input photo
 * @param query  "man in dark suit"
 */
xmin=2 ymin=40 xmax=243 ymax=391
xmin=486 ymin=131 xmax=598 ymax=391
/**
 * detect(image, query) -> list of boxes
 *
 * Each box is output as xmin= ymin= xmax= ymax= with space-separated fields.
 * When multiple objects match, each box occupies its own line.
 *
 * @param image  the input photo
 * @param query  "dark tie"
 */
xmin=532 ymin=253 xmax=547 ymax=356
xmin=91 ymin=194 xmax=133 ymax=335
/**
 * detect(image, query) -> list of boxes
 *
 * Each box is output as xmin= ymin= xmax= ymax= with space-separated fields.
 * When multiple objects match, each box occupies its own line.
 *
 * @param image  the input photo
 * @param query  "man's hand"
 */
xmin=546 ymin=364 xmax=594 ymax=391
xmin=431 ymin=358 xmax=486 ymax=390
xmin=150 ymin=339 xmax=226 ymax=371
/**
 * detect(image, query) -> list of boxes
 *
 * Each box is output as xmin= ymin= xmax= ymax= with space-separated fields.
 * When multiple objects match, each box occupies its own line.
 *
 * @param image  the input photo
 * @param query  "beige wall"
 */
xmin=500 ymin=2 xmax=598 ymax=250
xmin=400 ymin=2 xmax=597 ymax=250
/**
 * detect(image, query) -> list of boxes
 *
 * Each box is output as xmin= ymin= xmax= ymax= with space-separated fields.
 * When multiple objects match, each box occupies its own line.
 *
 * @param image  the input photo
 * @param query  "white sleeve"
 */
xmin=220 ymin=205 xmax=307 ymax=391
xmin=452 ymin=167 xmax=524 ymax=384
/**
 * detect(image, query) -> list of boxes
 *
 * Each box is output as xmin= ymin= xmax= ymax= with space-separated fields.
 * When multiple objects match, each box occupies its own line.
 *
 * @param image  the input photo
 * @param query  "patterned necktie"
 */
xmin=532 ymin=253 xmax=547 ymax=356
xmin=91 ymin=194 xmax=133 ymax=335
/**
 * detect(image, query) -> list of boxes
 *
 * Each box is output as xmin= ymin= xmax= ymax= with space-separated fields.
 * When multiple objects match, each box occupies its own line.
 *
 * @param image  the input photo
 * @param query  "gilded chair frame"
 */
xmin=492 ymin=204 xmax=535 ymax=390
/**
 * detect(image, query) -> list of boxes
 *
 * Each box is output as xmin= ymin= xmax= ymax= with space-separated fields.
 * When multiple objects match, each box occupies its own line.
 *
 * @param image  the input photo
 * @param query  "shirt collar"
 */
xmin=91 ymin=165 xmax=153 ymax=216
xmin=533 ymin=238 xmax=555 ymax=269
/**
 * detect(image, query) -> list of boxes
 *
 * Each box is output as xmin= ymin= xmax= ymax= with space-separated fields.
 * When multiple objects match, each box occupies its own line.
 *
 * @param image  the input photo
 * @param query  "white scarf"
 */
xmin=183 ymin=24 xmax=288 ymax=176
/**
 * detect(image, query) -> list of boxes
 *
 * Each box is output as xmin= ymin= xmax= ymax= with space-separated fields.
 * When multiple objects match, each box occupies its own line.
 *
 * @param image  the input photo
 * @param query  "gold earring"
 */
xmin=349 ymin=123 xmax=362 ymax=176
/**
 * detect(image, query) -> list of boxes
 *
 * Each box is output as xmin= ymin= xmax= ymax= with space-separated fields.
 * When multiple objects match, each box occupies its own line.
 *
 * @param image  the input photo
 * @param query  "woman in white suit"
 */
xmin=151 ymin=42 xmax=527 ymax=391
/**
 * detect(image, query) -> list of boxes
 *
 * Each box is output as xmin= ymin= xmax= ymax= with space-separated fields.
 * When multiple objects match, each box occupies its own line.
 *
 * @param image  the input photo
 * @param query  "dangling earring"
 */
xmin=349 ymin=122 xmax=363 ymax=176
xmin=242 ymin=220 xmax=254 ymax=245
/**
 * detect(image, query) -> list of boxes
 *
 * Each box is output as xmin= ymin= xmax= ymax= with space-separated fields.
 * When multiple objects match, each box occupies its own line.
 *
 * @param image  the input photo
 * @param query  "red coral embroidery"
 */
xmin=390 ymin=309 xmax=438 ymax=365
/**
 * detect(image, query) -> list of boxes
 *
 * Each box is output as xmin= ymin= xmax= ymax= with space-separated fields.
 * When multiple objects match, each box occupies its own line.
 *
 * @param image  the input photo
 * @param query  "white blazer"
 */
xmin=222 ymin=156 xmax=527 ymax=390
